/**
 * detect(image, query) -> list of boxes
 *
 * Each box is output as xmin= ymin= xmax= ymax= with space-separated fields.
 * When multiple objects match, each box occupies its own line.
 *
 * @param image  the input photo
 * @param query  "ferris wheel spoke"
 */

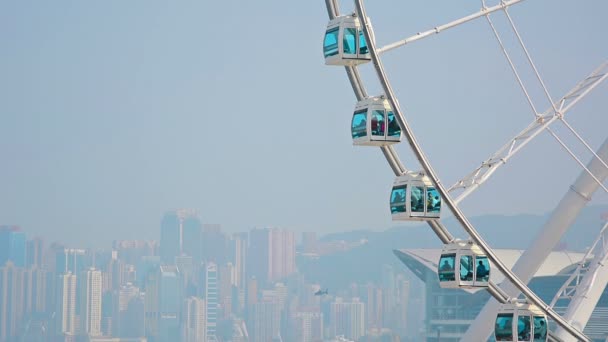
xmin=377 ymin=0 xmax=527 ymax=55
xmin=449 ymin=61 xmax=608 ymax=203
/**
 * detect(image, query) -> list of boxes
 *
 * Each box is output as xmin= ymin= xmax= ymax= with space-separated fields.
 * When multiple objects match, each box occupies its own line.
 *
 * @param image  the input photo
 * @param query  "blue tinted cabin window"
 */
xmin=518 ymin=316 xmax=531 ymax=341
xmin=371 ymin=110 xmax=385 ymax=137
xmin=324 ymin=28 xmax=339 ymax=57
xmin=533 ymin=316 xmax=547 ymax=342
xmin=475 ymin=255 xmax=490 ymax=282
xmin=351 ymin=110 xmax=367 ymax=139
xmin=496 ymin=313 xmax=514 ymax=341
xmin=426 ymin=187 xmax=440 ymax=213
xmin=387 ymin=112 xmax=400 ymax=137
xmin=460 ymin=255 xmax=473 ymax=281
xmin=410 ymin=186 xmax=425 ymax=212
xmin=343 ymin=28 xmax=357 ymax=54
xmin=358 ymin=30 xmax=369 ymax=55
xmin=438 ymin=254 xmax=455 ymax=281
xmin=390 ymin=185 xmax=406 ymax=214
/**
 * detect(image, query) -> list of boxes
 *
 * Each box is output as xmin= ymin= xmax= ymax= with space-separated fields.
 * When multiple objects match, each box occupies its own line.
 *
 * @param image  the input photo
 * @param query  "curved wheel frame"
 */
xmin=323 ymin=0 xmax=594 ymax=341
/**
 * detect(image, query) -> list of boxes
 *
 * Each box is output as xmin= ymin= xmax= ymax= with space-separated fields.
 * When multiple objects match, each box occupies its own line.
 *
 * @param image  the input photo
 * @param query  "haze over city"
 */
xmin=2 ymin=1 xmax=608 ymax=342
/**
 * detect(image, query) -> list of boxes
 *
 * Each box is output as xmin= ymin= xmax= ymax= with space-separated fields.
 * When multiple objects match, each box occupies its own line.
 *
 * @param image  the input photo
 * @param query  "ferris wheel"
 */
xmin=321 ymin=0 xmax=608 ymax=341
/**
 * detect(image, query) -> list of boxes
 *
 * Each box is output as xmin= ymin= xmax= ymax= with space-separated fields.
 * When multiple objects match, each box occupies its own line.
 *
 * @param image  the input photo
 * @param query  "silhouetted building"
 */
xmin=248 ymin=228 xmax=296 ymax=285
xmin=330 ymin=298 xmax=365 ymax=341
xmin=0 ymin=262 xmax=26 ymax=341
xmin=159 ymin=212 xmax=181 ymax=264
xmin=182 ymin=296 xmax=206 ymax=342
xmin=0 ymin=226 xmax=26 ymax=267
xmin=26 ymin=238 xmax=44 ymax=268
xmin=182 ymin=217 xmax=203 ymax=264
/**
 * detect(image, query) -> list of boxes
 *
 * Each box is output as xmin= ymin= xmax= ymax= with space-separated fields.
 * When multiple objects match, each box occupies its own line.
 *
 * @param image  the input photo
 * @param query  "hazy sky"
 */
xmin=1 ymin=1 xmax=607 ymax=248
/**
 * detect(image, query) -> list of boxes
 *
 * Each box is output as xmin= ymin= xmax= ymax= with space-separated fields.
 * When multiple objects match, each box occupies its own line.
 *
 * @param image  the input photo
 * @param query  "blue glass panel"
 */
xmin=359 ymin=30 xmax=369 ymax=55
xmin=475 ymin=255 xmax=490 ymax=282
xmin=460 ymin=255 xmax=473 ymax=281
xmin=410 ymin=186 xmax=425 ymax=213
xmin=351 ymin=110 xmax=367 ymax=139
xmin=323 ymin=28 xmax=339 ymax=57
xmin=496 ymin=313 xmax=514 ymax=341
xmin=387 ymin=112 xmax=400 ymax=137
xmin=533 ymin=316 xmax=547 ymax=342
xmin=371 ymin=110 xmax=385 ymax=137
xmin=518 ymin=315 xmax=531 ymax=341
xmin=438 ymin=254 xmax=456 ymax=281
xmin=426 ymin=187 xmax=441 ymax=213
xmin=343 ymin=28 xmax=357 ymax=54
xmin=390 ymin=185 xmax=406 ymax=214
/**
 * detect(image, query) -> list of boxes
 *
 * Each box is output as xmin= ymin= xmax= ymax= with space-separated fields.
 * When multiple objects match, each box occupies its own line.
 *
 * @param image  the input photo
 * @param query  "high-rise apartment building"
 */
xmin=0 ymin=262 xmax=25 ymax=341
xmin=248 ymin=228 xmax=296 ymax=284
xmin=80 ymin=268 xmax=102 ymax=336
xmin=56 ymin=272 xmax=77 ymax=336
xmin=204 ymin=262 xmax=219 ymax=341
xmin=294 ymin=311 xmax=324 ymax=342
xmin=249 ymin=301 xmax=281 ymax=342
xmin=182 ymin=296 xmax=206 ymax=342
xmin=0 ymin=226 xmax=26 ymax=267
xmin=330 ymin=297 xmax=365 ymax=341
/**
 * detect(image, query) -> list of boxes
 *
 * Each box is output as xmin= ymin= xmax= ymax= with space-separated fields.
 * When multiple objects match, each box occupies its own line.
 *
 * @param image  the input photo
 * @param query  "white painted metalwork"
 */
xmin=322 ymin=1 xmax=606 ymax=341
xmin=438 ymin=240 xmax=490 ymax=289
xmin=449 ymin=62 xmax=608 ymax=203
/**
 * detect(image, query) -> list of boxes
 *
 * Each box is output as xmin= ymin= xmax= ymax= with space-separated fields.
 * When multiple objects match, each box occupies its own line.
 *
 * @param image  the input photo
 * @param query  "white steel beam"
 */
xmin=449 ymin=61 xmax=608 ymax=203
xmin=462 ymin=136 xmax=608 ymax=341
xmin=377 ymin=0 xmax=527 ymax=54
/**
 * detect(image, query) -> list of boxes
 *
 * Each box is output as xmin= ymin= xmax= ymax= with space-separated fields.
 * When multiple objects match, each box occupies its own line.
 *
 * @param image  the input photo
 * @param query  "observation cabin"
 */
xmin=323 ymin=14 xmax=372 ymax=66
xmin=495 ymin=303 xmax=548 ymax=342
xmin=438 ymin=240 xmax=490 ymax=289
xmin=352 ymin=96 xmax=402 ymax=146
xmin=390 ymin=172 xmax=441 ymax=221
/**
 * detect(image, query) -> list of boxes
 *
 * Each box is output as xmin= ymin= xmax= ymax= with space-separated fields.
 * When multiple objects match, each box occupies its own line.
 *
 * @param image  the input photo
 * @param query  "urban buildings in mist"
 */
xmin=0 ymin=213 xmax=415 ymax=342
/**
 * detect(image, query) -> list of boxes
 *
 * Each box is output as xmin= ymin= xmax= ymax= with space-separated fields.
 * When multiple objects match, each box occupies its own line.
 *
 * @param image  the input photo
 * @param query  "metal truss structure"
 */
xmin=322 ymin=0 xmax=608 ymax=341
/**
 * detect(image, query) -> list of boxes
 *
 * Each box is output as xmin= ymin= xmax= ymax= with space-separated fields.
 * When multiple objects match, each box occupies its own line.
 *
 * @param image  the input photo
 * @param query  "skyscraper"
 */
xmin=159 ymin=212 xmax=181 ymax=264
xmin=182 ymin=216 xmax=203 ymax=264
xmin=294 ymin=311 xmax=324 ymax=342
xmin=146 ymin=264 xmax=182 ymax=342
xmin=182 ymin=296 xmax=206 ymax=342
xmin=0 ymin=226 xmax=26 ymax=267
xmin=330 ymin=297 xmax=365 ymax=341
xmin=204 ymin=262 xmax=219 ymax=341
xmin=0 ymin=262 xmax=25 ymax=341
xmin=26 ymin=238 xmax=44 ymax=268
xmin=80 ymin=268 xmax=102 ymax=336
xmin=249 ymin=301 xmax=281 ymax=342
xmin=248 ymin=228 xmax=296 ymax=284
xmin=56 ymin=272 xmax=77 ymax=336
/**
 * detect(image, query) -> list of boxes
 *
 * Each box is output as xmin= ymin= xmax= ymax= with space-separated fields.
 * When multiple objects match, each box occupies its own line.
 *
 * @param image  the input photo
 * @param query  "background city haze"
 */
xmin=1 ymin=1 xmax=607 ymax=247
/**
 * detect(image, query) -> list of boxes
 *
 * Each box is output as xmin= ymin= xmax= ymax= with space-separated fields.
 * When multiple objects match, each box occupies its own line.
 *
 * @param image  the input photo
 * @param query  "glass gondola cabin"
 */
xmin=438 ymin=240 xmax=490 ymax=289
xmin=323 ymin=15 xmax=372 ymax=66
xmin=351 ymin=96 xmax=402 ymax=146
xmin=390 ymin=172 xmax=441 ymax=221
xmin=495 ymin=303 xmax=548 ymax=342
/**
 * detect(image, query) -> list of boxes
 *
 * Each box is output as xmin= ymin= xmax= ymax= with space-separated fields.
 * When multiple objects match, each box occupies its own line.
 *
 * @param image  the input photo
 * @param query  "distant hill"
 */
xmin=298 ymin=205 xmax=608 ymax=291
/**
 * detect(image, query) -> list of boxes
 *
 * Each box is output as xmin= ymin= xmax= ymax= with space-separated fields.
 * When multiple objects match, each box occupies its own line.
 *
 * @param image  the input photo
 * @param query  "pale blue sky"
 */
xmin=1 ymin=1 xmax=607 ymax=247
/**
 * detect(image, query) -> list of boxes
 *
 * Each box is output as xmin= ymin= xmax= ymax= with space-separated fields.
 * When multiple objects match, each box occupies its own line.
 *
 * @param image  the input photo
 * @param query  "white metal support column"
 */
xmin=462 ymin=136 xmax=608 ymax=341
